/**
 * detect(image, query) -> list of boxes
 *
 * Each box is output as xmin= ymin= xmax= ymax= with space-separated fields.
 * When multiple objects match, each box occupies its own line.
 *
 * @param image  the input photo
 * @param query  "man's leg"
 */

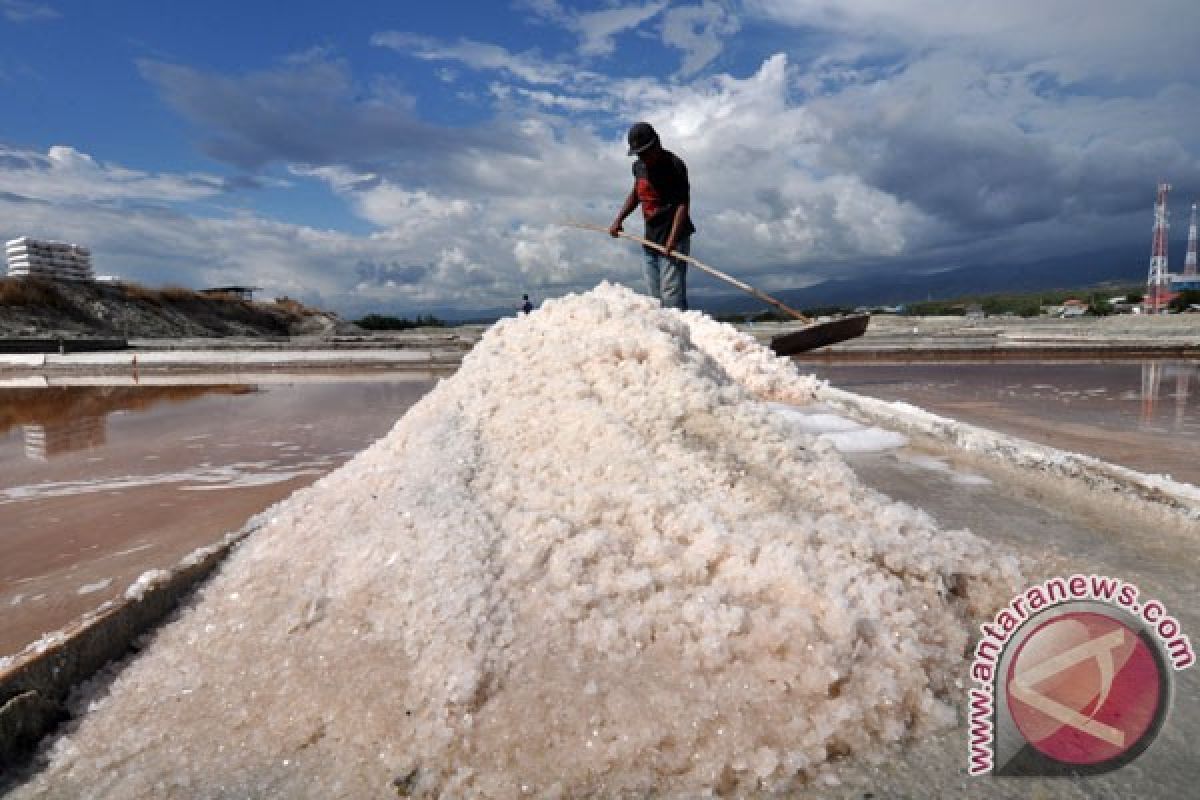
xmin=642 ymin=248 xmax=663 ymax=302
xmin=660 ymin=237 xmax=690 ymax=310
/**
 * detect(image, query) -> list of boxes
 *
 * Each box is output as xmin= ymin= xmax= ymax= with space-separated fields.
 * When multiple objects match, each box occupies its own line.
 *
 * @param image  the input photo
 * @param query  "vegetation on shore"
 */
xmin=354 ymin=313 xmax=446 ymax=330
xmin=1169 ymin=289 xmax=1200 ymax=312
xmin=0 ymin=276 xmax=71 ymax=310
xmin=903 ymin=285 xmax=1145 ymax=317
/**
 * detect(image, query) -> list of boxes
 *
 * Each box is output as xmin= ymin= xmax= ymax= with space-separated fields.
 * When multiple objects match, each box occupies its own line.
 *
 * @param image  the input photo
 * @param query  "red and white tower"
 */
xmin=1145 ymin=182 xmax=1171 ymax=314
xmin=1185 ymin=202 xmax=1198 ymax=277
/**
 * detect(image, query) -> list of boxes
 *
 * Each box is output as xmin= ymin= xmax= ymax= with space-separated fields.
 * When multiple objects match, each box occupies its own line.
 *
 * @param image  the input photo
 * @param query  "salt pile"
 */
xmin=8 ymin=283 xmax=1021 ymax=798
xmin=5 ymin=237 xmax=94 ymax=281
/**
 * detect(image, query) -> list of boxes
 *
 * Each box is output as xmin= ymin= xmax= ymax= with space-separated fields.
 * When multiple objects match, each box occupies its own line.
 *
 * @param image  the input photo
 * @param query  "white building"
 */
xmin=5 ymin=236 xmax=95 ymax=281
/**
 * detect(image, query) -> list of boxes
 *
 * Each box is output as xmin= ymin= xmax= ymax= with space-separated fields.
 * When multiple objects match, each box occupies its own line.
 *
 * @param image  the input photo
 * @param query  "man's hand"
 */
xmin=608 ymin=222 xmax=623 ymax=238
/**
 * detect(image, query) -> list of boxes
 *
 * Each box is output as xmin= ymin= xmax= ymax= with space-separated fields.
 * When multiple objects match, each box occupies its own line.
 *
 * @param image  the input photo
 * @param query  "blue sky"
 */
xmin=2 ymin=1 xmax=1199 ymax=315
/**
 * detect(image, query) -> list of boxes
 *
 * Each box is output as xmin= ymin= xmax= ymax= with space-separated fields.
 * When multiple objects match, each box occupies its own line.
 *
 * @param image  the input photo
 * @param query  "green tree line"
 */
xmin=355 ymin=313 xmax=446 ymax=330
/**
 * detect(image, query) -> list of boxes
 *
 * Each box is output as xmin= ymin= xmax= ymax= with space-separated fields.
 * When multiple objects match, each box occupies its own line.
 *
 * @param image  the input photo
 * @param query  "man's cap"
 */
xmin=626 ymin=122 xmax=659 ymax=156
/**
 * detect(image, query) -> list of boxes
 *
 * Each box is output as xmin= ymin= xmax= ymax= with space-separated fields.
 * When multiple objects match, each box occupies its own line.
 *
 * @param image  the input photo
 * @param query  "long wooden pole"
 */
xmin=563 ymin=221 xmax=812 ymax=324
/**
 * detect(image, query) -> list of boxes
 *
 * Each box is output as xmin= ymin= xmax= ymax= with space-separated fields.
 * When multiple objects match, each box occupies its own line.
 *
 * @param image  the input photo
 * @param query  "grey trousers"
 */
xmin=642 ymin=236 xmax=690 ymax=310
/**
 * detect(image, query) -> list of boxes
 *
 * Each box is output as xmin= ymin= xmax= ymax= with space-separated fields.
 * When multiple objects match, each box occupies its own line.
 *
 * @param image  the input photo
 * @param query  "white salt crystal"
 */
xmin=820 ymin=427 xmax=909 ymax=453
xmin=123 ymin=569 xmax=171 ymax=601
xmin=76 ymin=579 xmax=113 ymax=596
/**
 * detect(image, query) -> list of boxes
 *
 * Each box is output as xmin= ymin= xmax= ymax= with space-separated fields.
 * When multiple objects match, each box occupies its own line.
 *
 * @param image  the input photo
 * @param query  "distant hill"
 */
xmin=0 ymin=278 xmax=354 ymax=338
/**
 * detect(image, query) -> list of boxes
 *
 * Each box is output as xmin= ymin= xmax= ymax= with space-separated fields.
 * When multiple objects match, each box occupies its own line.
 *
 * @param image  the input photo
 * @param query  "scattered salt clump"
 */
xmin=123 ymin=569 xmax=172 ymax=601
xmin=75 ymin=579 xmax=113 ymax=596
xmin=769 ymin=402 xmax=909 ymax=453
xmin=8 ymin=283 xmax=1021 ymax=798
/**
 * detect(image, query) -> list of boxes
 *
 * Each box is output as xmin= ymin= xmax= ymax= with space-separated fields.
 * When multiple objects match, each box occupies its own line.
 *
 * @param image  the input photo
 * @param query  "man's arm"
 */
xmin=665 ymin=202 xmax=688 ymax=257
xmin=609 ymin=187 xmax=639 ymax=237
xmin=664 ymin=154 xmax=690 ymax=256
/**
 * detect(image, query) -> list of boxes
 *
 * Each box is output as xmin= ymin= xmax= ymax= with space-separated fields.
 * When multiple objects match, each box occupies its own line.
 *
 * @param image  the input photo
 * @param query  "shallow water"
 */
xmin=0 ymin=374 xmax=436 ymax=657
xmin=802 ymin=360 xmax=1200 ymax=486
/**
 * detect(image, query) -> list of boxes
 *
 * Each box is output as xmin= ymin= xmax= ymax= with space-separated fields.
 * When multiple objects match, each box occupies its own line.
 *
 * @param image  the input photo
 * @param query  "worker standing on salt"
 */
xmin=609 ymin=122 xmax=697 ymax=310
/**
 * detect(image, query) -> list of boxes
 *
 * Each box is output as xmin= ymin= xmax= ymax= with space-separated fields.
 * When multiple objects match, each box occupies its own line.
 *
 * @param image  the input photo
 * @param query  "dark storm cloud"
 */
xmin=819 ymin=107 xmax=1200 ymax=240
xmin=138 ymin=56 xmax=529 ymax=175
xmin=829 ymin=120 xmax=1068 ymax=231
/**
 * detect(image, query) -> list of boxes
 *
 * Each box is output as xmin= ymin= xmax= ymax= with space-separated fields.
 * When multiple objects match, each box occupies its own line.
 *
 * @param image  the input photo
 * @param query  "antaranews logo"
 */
xmin=967 ymin=574 xmax=1194 ymax=777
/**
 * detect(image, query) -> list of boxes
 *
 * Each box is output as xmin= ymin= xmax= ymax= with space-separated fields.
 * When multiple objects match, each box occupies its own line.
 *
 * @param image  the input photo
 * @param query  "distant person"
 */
xmin=521 ymin=294 xmax=533 ymax=314
xmin=608 ymin=121 xmax=696 ymax=310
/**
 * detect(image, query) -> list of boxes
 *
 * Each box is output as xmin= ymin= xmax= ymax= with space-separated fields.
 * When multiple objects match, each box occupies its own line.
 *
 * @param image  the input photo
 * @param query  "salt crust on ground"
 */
xmin=9 ymin=283 xmax=1022 ymax=799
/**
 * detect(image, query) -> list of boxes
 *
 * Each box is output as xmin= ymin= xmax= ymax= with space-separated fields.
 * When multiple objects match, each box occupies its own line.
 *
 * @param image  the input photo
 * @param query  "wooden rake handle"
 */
xmin=562 ymin=221 xmax=812 ymax=324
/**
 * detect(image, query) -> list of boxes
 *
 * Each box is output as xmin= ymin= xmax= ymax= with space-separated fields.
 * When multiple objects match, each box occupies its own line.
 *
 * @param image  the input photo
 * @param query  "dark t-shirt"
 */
xmin=633 ymin=150 xmax=696 ymax=251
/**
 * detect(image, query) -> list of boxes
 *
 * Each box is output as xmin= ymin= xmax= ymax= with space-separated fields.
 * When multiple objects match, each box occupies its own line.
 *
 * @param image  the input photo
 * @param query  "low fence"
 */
xmin=0 ymin=339 xmax=127 ymax=355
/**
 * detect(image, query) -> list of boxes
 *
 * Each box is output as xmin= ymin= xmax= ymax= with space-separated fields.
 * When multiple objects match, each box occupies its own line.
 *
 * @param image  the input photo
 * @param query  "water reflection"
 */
xmin=1140 ymin=362 xmax=1197 ymax=431
xmin=22 ymin=417 xmax=106 ymax=460
xmin=1 ymin=386 xmax=255 ymax=461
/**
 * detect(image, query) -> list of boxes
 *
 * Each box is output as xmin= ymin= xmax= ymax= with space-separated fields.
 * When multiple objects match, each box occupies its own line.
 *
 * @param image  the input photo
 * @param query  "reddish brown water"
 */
xmin=0 ymin=376 xmax=437 ymax=657
xmin=802 ymin=360 xmax=1200 ymax=486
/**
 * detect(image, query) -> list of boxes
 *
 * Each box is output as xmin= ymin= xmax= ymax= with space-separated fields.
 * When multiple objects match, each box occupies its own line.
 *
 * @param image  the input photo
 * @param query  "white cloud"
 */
xmin=371 ymin=31 xmax=578 ymax=86
xmin=0 ymin=144 xmax=226 ymax=204
xmin=513 ymin=0 xmax=567 ymax=24
xmin=661 ymin=1 xmax=740 ymax=77
xmin=287 ymin=52 xmax=934 ymax=299
xmin=1 ymin=190 xmax=345 ymax=299
xmin=745 ymin=0 xmax=1200 ymax=82
xmin=491 ymin=84 xmax=613 ymax=113
xmin=1 ymin=0 xmax=58 ymax=23
xmin=573 ymin=1 xmax=669 ymax=56
xmin=606 ymin=55 xmax=925 ymax=278
xmin=389 ymin=3 xmax=717 ymax=80
xmin=355 ymin=184 xmax=473 ymax=233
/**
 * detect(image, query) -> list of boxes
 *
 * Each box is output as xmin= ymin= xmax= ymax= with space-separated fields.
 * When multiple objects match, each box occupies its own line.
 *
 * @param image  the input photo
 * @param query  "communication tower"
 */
xmin=1145 ymin=183 xmax=1171 ymax=314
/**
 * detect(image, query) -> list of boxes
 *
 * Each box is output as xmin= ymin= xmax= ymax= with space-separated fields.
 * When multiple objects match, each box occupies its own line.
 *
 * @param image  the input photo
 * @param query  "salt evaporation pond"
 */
xmin=0 ymin=378 xmax=437 ymax=658
xmin=7 ymin=284 xmax=1022 ymax=798
xmin=805 ymin=361 xmax=1200 ymax=486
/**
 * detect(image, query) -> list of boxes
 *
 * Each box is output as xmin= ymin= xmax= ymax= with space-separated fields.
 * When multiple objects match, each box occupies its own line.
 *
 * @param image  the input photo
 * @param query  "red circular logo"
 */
xmin=1006 ymin=611 xmax=1165 ymax=766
